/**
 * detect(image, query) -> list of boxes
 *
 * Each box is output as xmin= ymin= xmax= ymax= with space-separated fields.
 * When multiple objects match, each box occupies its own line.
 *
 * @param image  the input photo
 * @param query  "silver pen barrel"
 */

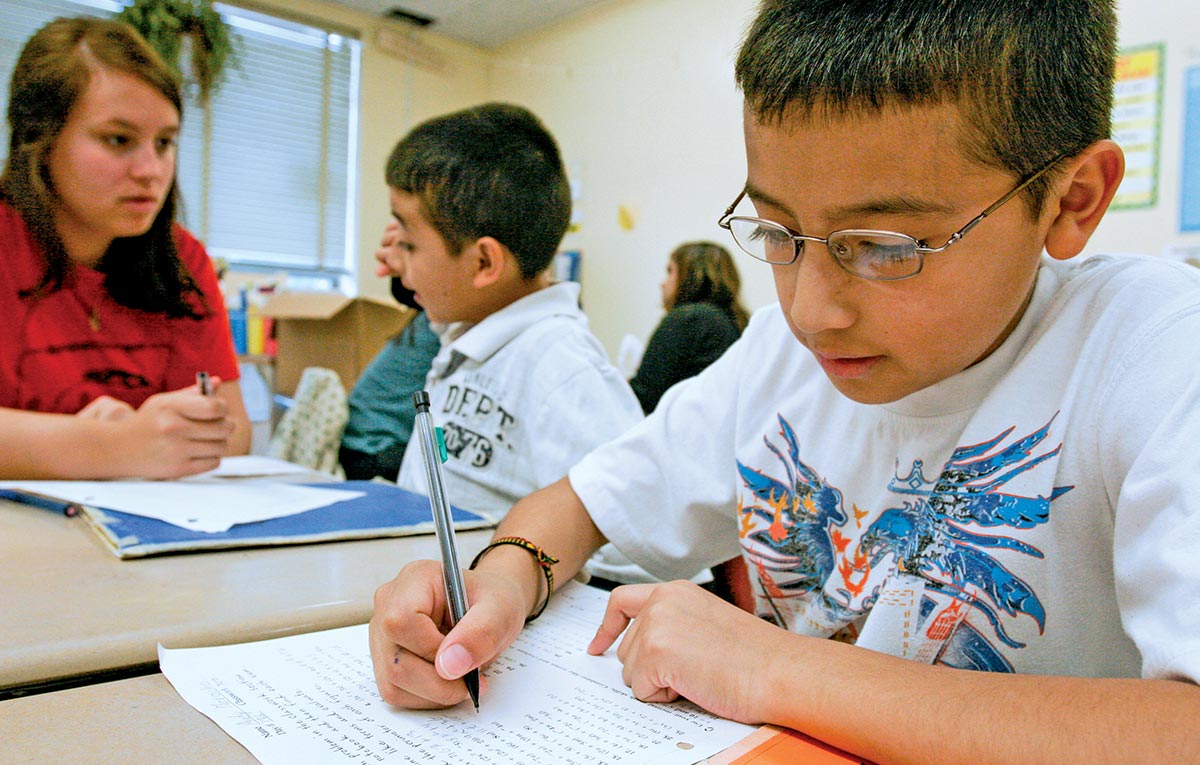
xmin=413 ymin=391 xmax=469 ymax=624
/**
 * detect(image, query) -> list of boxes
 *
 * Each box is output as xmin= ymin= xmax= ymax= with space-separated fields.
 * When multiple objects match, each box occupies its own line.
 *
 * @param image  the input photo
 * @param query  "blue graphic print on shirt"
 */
xmin=736 ymin=413 xmax=1073 ymax=671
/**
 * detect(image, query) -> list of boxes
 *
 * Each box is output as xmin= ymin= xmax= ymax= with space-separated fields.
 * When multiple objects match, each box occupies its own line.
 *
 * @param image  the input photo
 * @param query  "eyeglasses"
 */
xmin=717 ymin=153 xmax=1066 ymax=281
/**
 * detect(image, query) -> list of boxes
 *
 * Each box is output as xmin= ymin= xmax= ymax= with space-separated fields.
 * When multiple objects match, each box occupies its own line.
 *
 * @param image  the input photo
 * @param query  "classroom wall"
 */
xmin=260 ymin=0 xmax=1196 ymax=355
xmin=479 ymin=0 xmax=1200 ymax=357
xmin=489 ymin=0 xmax=762 ymax=357
xmin=263 ymin=0 xmax=758 ymax=349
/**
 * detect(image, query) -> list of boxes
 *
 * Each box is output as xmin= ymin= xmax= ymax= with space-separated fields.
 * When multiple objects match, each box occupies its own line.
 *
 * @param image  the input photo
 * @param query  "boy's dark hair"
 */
xmin=2 ymin=16 xmax=205 ymax=319
xmin=385 ymin=103 xmax=571 ymax=279
xmin=735 ymin=0 xmax=1118 ymax=214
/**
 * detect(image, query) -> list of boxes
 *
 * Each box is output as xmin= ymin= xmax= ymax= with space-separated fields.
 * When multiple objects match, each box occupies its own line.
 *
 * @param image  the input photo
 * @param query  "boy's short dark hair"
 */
xmin=385 ymin=102 xmax=571 ymax=279
xmin=735 ymin=0 xmax=1118 ymax=214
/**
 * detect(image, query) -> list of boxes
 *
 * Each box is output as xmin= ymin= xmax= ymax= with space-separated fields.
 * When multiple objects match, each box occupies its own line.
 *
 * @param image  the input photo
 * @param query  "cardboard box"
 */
xmin=262 ymin=292 xmax=414 ymax=396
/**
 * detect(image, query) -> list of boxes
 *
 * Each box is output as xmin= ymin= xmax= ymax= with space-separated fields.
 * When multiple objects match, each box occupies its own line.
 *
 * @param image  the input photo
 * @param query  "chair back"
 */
xmin=710 ymin=555 xmax=755 ymax=613
xmin=268 ymin=366 xmax=348 ymax=476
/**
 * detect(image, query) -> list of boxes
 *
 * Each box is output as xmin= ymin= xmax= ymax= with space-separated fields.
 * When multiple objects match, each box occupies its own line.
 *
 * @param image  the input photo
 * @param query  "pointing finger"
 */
xmin=587 ymin=583 xmax=657 ymax=656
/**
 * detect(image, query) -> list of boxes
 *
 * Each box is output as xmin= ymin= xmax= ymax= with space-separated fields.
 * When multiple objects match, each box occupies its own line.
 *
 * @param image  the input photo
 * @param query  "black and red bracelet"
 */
xmin=469 ymin=536 xmax=559 ymax=621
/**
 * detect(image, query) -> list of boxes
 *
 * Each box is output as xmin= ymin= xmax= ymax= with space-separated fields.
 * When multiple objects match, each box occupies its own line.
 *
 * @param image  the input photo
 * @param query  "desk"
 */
xmin=1 ymin=674 xmax=255 ymax=764
xmin=0 ymin=499 xmax=491 ymax=698
xmin=0 ymin=673 xmax=776 ymax=764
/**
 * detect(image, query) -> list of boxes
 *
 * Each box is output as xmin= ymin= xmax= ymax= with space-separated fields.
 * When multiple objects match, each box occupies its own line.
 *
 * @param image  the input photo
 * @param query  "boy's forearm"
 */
xmin=767 ymin=635 xmax=1200 ymax=764
xmin=476 ymin=476 xmax=606 ymax=615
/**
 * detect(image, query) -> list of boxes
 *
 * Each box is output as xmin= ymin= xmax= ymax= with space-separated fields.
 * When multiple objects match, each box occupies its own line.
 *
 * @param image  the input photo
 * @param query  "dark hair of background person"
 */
xmin=735 ymin=0 xmax=1117 ymax=216
xmin=669 ymin=241 xmax=749 ymax=332
xmin=384 ymin=102 xmax=572 ymax=279
xmin=1 ymin=16 xmax=206 ymax=319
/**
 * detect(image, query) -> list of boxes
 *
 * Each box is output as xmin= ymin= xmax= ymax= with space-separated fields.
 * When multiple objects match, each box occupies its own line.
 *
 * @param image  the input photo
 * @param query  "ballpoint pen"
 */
xmin=412 ymin=390 xmax=480 ymax=711
xmin=196 ymin=371 xmax=213 ymax=396
xmin=0 ymin=488 xmax=82 ymax=517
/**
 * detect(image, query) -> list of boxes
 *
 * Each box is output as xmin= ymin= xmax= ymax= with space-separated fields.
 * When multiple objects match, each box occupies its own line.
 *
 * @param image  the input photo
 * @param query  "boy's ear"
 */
xmin=470 ymin=236 xmax=511 ymax=288
xmin=1043 ymin=139 xmax=1125 ymax=261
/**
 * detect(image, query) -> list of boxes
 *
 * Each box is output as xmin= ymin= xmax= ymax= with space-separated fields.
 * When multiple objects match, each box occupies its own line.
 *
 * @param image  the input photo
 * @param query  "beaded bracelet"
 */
xmin=469 ymin=536 xmax=559 ymax=621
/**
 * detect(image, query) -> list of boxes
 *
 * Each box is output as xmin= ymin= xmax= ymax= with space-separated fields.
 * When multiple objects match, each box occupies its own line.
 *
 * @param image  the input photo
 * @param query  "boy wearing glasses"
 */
xmin=371 ymin=2 xmax=1200 ymax=760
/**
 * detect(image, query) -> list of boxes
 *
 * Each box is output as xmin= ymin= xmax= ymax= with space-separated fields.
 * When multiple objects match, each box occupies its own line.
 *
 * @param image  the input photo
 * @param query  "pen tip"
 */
xmin=465 ymin=671 xmax=480 ymax=712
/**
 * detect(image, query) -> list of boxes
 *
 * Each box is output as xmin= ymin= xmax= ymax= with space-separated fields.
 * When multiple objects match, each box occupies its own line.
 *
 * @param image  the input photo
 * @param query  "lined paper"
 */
xmin=160 ymin=582 xmax=755 ymax=764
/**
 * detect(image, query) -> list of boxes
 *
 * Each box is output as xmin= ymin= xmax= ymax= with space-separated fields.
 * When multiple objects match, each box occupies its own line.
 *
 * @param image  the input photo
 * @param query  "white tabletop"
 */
xmin=0 ymin=498 xmax=490 ymax=696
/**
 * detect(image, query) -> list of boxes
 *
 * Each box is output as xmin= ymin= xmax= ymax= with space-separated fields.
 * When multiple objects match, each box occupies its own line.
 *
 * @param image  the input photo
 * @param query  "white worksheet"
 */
xmin=0 ymin=478 xmax=362 ymax=532
xmin=160 ymin=582 xmax=755 ymax=764
xmin=191 ymin=455 xmax=328 ymax=480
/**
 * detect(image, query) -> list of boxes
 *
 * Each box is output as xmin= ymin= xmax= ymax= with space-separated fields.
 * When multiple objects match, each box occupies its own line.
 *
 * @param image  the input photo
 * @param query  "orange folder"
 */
xmin=714 ymin=727 xmax=874 ymax=765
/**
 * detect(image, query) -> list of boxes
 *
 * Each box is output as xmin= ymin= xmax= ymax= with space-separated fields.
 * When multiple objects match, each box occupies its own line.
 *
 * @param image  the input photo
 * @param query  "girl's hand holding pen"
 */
xmin=109 ymin=378 xmax=235 ymax=479
xmin=369 ymin=559 xmax=529 ymax=709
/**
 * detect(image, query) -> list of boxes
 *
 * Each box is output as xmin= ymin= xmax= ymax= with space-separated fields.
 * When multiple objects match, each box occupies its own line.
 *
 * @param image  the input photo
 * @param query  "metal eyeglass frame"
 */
xmin=716 ymin=152 xmax=1068 ymax=281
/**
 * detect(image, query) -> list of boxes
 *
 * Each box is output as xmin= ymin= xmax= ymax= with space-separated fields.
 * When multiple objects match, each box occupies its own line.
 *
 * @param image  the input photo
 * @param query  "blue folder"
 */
xmin=75 ymin=480 xmax=495 ymax=559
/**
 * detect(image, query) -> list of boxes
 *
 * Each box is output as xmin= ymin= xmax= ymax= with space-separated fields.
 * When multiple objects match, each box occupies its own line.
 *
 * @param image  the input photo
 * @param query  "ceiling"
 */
xmin=326 ymin=0 xmax=617 ymax=49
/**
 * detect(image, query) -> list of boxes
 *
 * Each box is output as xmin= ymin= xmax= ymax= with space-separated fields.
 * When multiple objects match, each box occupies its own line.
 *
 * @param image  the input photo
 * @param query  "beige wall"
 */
xmin=487 ymin=0 xmax=765 ymax=356
xmin=263 ymin=0 xmax=1198 ymax=355
xmin=482 ymin=0 xmax=1200 ymax=356
xmin=250 ymin=0 xmax=762 ymax=353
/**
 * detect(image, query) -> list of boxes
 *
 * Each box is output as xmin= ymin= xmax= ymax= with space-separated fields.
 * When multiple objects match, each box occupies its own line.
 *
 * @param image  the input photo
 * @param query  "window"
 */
xmin=0 ymin=0 xmax=361 ymax=290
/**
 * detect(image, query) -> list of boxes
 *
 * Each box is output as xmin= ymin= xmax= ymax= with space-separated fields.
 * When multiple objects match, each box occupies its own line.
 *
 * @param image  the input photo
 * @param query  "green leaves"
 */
xmin=116 ymin=0 xmax=235 ymax=105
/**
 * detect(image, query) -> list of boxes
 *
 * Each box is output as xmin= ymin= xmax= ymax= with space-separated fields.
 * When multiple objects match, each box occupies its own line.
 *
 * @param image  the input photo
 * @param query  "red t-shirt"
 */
xmin=0 ymin=201 xmax=239 ymax=414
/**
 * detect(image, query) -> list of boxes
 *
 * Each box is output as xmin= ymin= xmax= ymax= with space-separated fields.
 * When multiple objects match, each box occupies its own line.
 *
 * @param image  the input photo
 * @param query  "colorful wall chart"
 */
xmin=1112 ymin=44 xmax=1164 ymax=210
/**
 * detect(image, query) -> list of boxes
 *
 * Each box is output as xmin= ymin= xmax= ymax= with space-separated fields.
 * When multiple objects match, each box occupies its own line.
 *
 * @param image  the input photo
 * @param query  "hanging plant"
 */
xmin=116 ymin=0 xmax=235 ymax=106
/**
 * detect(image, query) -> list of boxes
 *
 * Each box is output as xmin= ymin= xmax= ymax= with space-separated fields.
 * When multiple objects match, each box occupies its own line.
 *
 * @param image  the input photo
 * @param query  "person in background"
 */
xmin=0 ymin=17 xmax=249 ymax=479
xmin=369 ymin=1 xmax=1199 ymax=761
xmin=629 ymin=240 xmax=749 ymax=413
xmin=338 ymin=219 xmax=441 ymax=481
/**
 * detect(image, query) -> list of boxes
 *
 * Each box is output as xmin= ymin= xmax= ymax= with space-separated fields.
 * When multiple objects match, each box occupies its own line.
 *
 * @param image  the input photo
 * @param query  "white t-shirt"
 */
xmin=397 ymin=282 xmax=643 ymax=547
xmin=571 ymin=253 xmax=1200 ymax=682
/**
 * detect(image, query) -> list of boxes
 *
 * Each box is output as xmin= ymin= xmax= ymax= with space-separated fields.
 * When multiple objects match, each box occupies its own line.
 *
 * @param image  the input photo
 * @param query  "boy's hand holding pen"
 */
xmin=411 ymin=390 xmax=481 ymax=711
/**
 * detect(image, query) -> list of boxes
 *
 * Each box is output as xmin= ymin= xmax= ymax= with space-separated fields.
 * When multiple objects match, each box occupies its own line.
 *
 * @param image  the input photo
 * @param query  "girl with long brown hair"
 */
xmin=0 ymin=17 xmax=248 ymax=478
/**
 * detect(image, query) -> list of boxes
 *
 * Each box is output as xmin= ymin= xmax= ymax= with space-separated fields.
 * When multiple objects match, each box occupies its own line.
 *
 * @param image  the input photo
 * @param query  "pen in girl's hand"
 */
xmin=196 ymin=371 xmax=213 ymax=396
